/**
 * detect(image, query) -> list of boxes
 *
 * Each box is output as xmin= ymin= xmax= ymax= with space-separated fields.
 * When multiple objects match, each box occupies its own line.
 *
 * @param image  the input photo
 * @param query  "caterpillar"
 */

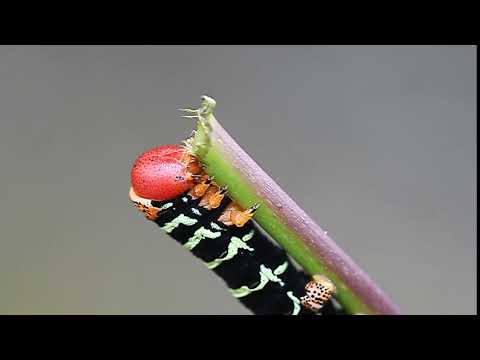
xmin=129 ymin=144 xmax=344 ymax=315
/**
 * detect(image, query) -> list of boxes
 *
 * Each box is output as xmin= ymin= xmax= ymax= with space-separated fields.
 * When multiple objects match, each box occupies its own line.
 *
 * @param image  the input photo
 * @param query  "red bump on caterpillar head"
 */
xmin=131 ymin=144 xmax=195 ymax=201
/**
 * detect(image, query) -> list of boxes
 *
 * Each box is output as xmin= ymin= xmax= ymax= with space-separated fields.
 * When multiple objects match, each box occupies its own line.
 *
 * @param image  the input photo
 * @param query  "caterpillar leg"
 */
xmin=129 ymin=187 xmax=173 ymax=221
xmin=188 ymin=175 xmax=214 ymax=199
xmin=300 ymin=274 xmax=337 ymax=313
xmin=198 ymin=184 xmax=228 ymax=210
xmin=177 ymin=148 xmax=204 ymax=179
xmin=218 ymin=203 xmax=260 ymax=227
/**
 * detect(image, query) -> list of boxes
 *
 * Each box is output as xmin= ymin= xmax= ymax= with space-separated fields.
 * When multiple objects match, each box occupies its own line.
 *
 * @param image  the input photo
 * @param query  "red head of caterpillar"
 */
xmin=131 ymin=144 xmax=260 ymax=227
xmin=131 ymin=144 xmax=198 ymax=201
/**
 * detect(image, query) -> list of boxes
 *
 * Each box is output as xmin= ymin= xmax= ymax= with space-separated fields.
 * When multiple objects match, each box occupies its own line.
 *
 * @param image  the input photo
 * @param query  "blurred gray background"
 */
xmin=0 ymin=45 xmax=476 ymax=315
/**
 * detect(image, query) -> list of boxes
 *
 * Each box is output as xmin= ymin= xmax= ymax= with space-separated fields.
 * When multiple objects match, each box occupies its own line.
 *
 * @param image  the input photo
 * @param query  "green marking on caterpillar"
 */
xmin=184 ymin=227 xmax=221 ymax=251
xmin=286 ymin=291 xmax=301 ymax=315
xmin=210 ymin=222 xmax=226 ymax=231
xmin=158 ymin=202 xmax=173 ymax=211
xmin=206 ymin=230 xmax=255 ymax=269
xmin=273 ymin=261 xmax=288 ymax=277
xmin=191 ymin=208 xmax=202 ymax=216
xmin=242 ymin=230 xmax=255 ymax=242
xmin=230 ymin=261 xmax=289 ymax=298
xmin=161 ymin=214 xmax=198 ymax=233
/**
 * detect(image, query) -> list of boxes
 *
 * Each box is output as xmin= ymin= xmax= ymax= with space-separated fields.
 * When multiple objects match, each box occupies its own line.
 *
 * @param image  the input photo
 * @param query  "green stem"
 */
xmin=183 ymin=96 xmax=401 ymax=315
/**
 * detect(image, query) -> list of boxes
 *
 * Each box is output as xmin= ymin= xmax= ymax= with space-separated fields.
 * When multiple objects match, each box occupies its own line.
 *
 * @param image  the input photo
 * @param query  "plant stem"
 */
xmin=185 ymin=96 xmax=401 ymax=315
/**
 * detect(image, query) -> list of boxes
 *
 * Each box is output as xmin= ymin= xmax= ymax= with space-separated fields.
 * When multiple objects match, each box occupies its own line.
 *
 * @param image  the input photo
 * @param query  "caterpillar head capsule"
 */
xmin=131 ymin=144 xmax=197 ymax=201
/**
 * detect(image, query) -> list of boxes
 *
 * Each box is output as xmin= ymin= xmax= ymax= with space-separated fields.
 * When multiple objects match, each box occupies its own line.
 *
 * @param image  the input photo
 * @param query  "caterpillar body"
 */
xmin=130 ymin=144 xmax=343 ymax=315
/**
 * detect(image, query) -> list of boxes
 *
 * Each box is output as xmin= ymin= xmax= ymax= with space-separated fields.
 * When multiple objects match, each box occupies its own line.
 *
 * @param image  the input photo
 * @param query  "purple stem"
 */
xmin=211 ymin=119 xmax=401 ymax=315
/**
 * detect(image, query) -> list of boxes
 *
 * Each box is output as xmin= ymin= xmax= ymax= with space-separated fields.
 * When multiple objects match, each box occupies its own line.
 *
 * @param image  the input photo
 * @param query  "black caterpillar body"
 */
xmin=131 ymin=188 xmax=345 ymax=315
